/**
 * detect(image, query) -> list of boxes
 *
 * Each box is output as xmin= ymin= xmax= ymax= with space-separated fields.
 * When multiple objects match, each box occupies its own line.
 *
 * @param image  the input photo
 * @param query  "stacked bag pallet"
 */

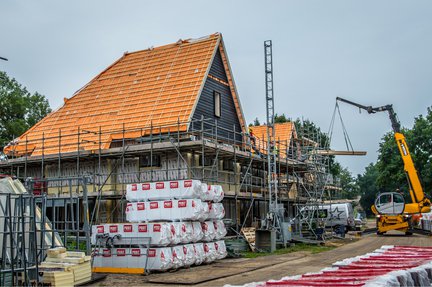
xmin=39 ymin=247 xmax=92 ymax=287
xmin=92 ymin=179 xmax=227 ymax=273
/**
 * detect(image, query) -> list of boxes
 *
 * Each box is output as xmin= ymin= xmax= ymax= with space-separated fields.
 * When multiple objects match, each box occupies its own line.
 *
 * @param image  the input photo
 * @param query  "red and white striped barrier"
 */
xmin=226 ymin=245 xmax=432 ymax=287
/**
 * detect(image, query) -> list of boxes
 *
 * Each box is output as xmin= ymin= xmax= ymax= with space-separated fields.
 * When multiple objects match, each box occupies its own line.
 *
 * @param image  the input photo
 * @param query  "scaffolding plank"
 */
xmin=316 ymin=150 xmax=367 ymax=156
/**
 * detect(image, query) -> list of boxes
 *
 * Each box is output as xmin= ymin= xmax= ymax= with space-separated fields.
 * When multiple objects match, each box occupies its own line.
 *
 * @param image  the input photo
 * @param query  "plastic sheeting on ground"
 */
xmin=226 ymin=245 xmax=432 ymax=287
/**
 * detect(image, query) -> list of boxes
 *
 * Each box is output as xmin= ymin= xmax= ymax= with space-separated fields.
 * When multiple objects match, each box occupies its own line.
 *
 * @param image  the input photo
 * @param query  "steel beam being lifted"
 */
xmin=316 ymin=150 xmax=367 ymax=156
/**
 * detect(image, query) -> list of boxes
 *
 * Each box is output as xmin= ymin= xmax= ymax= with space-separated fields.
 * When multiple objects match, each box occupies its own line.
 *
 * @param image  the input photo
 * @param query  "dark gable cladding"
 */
xmin=190 ymin=47 xmax=242 ymax=143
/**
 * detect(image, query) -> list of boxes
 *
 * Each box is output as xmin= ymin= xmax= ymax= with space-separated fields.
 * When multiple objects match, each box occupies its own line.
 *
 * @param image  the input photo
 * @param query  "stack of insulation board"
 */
xmin=231 ymin=245 xmax=432 ymax=287
xmin=92 ymin=179 xmax=227 ymax=273
xmin=39 ymin=247 xmax=92 ymax=287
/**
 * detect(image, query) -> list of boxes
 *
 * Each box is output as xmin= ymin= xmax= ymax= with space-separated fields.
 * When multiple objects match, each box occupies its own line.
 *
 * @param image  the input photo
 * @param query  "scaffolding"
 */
xmin=0 ymin=117 xmax=341 ymax=239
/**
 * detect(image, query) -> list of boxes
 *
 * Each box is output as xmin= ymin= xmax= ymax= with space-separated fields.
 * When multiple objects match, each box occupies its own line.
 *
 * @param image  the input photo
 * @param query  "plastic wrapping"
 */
xmin=214 ymin=240 xmax=227 ymax=260
xmin=191 ymin=221 xmax=204 ymax=242
xmin=203 ymin=242 xmax=217 ymax=263
xmin=91 ymin=223 xmax=172 ymax=246
xmin=126 ymin=199 xmax=207 ymax=222
xmin=183 ymin=244 xmax=197 ymax=267
xmin=208 ymin=203 xmax=225 ymax=220
xmin=126 ymin=180 xmax=203 ymax=201
xmin=213 ymin=220 xmax=227 ymax=240
xmin=193 ymin=243 xmax=205 ymax=265
xmin=211 ymin=185 xmax=224 ymax=203
xmin=93 ymin=247 xmax=173 ymax=271
xmin=171 ymin=245 xmax=185 ymax=269
xmin=201 ymin=221 xmax=216 ymax=242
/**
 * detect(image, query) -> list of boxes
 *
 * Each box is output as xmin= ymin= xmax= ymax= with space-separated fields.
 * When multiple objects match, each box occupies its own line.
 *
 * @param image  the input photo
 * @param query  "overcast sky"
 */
xmin=1 ymin=1 xmax=431 ymax=175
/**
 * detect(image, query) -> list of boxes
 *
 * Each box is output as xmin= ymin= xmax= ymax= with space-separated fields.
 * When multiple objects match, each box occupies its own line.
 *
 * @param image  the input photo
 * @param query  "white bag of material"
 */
xmin=214 ymin=240 xmax=227 ymax=260
xmin=148 ymin=201 xmax=162 ymax=221
xmin=197 ymin=201 xmax=210 ymax=222
xmin=193 ymin=243 xmax=205 ymax=265
xmin=148 ymin=182 xmax=170 ymax=200
xmin=147 ymin=223 xmax=172 ymax=246
xmin=191 ymin=222 xmax=204 ymax=242
xmin=213 ymin=220 xmax=227 ymax=240
xmin=177 ymin=199 xmax=206 ymax=221
xmin=126 ymin=183 xmax=140 ymax=201
xmin=180 ymin=222 xmax=193 ymax=244
xmin=91 ymin=225 xmax=107 ymax=245
xmin=170 ymin=180 xmax=202 ymax=199
xmin=125 ymin=203 xmax=137 ymax=222
xmin=146 ymin=247 xmax=174 ymax=271
xmin=201 ymin=221 xmax=216 ymax=242
xmin=183 ymin=244 xmax=196 ymax=267
xmin=209 ymin=203 xmax=225 ymax=220
xmin=169 ymin=223 xmax=182 ymax=245
xmin=212 ymin=185 xmax=224 ymax=203
xmin=171 ymin=245 xmax=185 ymax=269
xmin=92 ymin=248 xmax=113 ymax=268
xmin=203 ymin=242 xmax=217 ymax=263
xmin=201 ymin=184 xmax=216 ymax=202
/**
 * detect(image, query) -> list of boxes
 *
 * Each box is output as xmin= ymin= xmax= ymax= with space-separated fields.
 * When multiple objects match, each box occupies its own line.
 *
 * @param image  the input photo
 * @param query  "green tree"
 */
xmin=274 ymin=113 xmax=288 ymax=123
xmin=0 ymin=71 xmax=51 ymax=148
xmin=339 ymin=166 xmax=359 ymax=199
xmin=358 ymin=163 xmax=380 ymax=216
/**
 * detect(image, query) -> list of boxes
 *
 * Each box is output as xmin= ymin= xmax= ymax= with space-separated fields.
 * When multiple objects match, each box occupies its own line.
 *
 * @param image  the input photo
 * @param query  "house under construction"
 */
xmin=0 ymin=33 xmax=341 ymax=235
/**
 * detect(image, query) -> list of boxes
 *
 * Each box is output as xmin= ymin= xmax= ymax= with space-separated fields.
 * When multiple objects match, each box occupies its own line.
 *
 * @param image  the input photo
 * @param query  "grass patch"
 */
xmin=241 ymin=243 xmax=335 ymax=258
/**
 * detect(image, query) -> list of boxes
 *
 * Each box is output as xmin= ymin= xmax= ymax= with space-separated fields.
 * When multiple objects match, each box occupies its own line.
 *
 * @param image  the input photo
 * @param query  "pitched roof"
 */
xmin=5 ymin=33 xmax=246 ymax=157
xmin=250 ymin=122 xmax=297 ymax=156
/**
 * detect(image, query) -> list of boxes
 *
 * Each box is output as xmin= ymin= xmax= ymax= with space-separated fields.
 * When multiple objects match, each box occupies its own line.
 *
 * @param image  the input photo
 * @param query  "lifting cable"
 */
xmin=327 ymin=101 xmax=354 ymax=152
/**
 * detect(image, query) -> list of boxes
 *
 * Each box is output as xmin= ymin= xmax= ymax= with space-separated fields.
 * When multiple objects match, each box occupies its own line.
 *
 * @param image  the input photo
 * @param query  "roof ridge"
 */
xmin=124 ymin=33 xmax=221 ymax=56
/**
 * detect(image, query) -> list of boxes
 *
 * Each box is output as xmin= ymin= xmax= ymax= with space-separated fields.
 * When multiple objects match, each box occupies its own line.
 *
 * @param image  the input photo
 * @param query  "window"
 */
xmin=139 ymin=154 xmax=161 ymax=168
xmin=223 ymin=159 xmax=235 ymax=171
xmin=214 ymin=91 xmax=221 ymax=117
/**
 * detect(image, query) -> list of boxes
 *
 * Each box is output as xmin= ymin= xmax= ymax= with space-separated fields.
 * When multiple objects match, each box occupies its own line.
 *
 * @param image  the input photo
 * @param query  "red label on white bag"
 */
xmin=178 ymin=200 xmax=187 ymax=208
xmin=123 ymin=224 xmax=133 ymax=232
xmin=170 ymin=181 xmax=179 ymax=188
xmin=142 ymin=183 xmax=150 ymax=190
xmin=137 ymin=202 xmax=145 ymax=210
xmin=131 ymin=248 xmax=141 ymax=257
xmin=131 ymin=184 xmax=137 ymax=191
xmin=164 ymin=201 xmax=172 ymax=208
xmin=153 ymin=224 xmax=161 ymax=232
xmin=183 ymin=246 xmax=187 ymax=255
xmin=184 ymin=180 xmax=192 ymax=188
xmin=103 ymin=249 xmax=111 ymax=257
xmin=215 ymin=242 xmax=219 ymax=250
xmin=138 ymin=224 xmax=148 ymax=232
xmin=109 ymin=225 xmax=118 ymax=233
xmin=117 ymin=248 xmax=126 ymax=256
xmin=208 ymin=185 xmax=212 ymax=190
xmin=182 ymin=224 xmax=186 ymax=232
xmin=150 ymin=202 xmax=158 ymax=209
xmin=170 ymin=225 xmax=176 ymax=235
xmin=202 ymin=222 xmax=208 ymax=231
xmin=213 ymin=222 xmax=218 ymax=230
xmin=97 ymin=225 xmax=104 ymax=233
xmin=161 ymin=251 xmax=165 ymax=259
xmin=148 ymin=249 xmax=156 ymax=257
xmin=192 ymin=200 xmax=196 ymax=208
xmin=208 ymin=202 xmax=212 ymax=210
xmin=156 ymin=182 xmax=164 ymax=189
xmin=204 ymin=244 xmax=209 ymax=253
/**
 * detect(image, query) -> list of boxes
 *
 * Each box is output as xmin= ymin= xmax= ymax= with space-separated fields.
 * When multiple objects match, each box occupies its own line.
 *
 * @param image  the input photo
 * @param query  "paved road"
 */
xmin=91 ymin=232 xmax=432 ymax=287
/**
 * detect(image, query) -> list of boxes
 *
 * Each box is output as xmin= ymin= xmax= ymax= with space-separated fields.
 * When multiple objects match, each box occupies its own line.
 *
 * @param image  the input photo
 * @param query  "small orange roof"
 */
xmin=5 ymin=33 xmax=246 ymax=157
xmin=250 ymin=122 xmax=297 ymax=156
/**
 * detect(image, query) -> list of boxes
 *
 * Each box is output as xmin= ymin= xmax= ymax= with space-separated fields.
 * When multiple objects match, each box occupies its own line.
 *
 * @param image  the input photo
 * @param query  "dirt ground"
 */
xmin=90 ymin=231 xmax=432 ymax=287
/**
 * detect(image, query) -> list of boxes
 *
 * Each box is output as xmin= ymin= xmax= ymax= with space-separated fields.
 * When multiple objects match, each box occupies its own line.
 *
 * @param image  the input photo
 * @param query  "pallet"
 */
xmin=241 ymin=227 xmax=256 ymax=251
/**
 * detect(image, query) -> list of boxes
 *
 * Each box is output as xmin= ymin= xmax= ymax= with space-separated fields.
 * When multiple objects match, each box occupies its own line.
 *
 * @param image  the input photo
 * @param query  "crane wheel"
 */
xmin=376 ymin=231 xmax=384 ymax=236
xmin=405 ymin=231 xmax=413 ymax=236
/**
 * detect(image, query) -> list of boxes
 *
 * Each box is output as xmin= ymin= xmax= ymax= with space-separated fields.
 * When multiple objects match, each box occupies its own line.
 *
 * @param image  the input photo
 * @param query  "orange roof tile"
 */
xmin=5 ymin=33 xmax=246 ymax=157
xmin=250 ymin=122 xmax=297 ymax=157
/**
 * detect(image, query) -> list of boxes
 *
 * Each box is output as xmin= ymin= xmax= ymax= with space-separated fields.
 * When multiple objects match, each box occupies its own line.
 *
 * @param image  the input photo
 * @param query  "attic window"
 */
xmin=214 ymin=91 xmax=221 ymax=118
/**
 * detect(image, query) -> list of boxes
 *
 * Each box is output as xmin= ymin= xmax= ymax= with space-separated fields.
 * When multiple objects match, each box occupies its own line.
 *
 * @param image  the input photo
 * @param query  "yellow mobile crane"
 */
xmin=336 ymin=97 xmax=431 ymax=235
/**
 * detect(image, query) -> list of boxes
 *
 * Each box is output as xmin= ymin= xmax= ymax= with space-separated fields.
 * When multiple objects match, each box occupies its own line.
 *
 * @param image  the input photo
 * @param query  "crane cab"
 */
xmin=374 ymin=192 xmax=405 ymax=215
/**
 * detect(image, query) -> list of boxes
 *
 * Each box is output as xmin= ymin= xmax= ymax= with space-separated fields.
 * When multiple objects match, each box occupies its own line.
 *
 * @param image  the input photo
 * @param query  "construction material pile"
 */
xmin=39 ymin=247 xmax=91 ymax=287
xmin=231 ymin=245 xmax=432 ymax=287
xmin=92 ymin=179 xmax=227 ymax=273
